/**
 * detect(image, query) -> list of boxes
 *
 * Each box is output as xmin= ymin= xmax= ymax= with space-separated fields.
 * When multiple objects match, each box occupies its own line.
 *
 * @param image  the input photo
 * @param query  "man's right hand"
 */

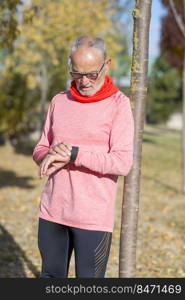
xmin=39 ymin=151 xmax=70 ymax=179
xmin=44 ymin=161 xmax=67 ymax=177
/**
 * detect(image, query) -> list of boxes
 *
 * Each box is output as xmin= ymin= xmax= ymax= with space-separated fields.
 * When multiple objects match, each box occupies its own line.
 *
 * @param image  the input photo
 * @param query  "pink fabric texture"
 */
xmin=32 ymin=90 xmax=134 ymax=232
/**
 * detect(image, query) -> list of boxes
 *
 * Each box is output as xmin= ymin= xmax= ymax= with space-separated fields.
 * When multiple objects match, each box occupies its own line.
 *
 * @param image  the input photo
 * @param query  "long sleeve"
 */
xmin=32 ymin=99 xmax=54 ymax=166
xmin=74 ymin=95 xmax=134 ymax=176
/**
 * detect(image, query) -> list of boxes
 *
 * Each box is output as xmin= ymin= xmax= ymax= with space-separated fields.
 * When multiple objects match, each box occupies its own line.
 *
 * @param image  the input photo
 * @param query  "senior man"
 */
xmin=33 ymin=36 xmax=134 ymax=278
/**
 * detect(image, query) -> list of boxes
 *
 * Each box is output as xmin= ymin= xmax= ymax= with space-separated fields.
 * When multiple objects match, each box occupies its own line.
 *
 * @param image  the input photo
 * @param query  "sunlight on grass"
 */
xmin=0 ymin=124 xmax=184 ymax=277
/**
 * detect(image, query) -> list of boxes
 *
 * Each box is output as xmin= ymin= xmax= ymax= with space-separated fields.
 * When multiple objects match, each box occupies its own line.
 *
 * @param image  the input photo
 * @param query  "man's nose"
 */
xmin=81 ymin=75 xmax=89 ymax=85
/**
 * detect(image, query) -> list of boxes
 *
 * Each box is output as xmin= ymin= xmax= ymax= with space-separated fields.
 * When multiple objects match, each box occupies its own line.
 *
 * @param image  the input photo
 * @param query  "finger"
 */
xmin=53 ymin=145 xmax=69 ymax=156
xmin=40 ymin=167 xmax=44 ymax=179
xmin=51 ymin=161 xmax=65 ymax=167
xmin=40 ymin=162 xmax=46 ymax=178
xmin=46 ymin=161 xmax=66 ymax=176
xmin=46 ymin=164 xmax=62 ymax=176
xmin=40 ymin=161 xmax=45 ymax=178
xmin=43 ymin=159 xmax=52 ymax=175
xmin=63 ymin=142 xmax=72 ymax=151
xmin=63 ymin=143 xmax=72 ymax=153
xmin=55 ymin=153 xmax=70 ymax=162
xmin=52 ymin=145 xmax=62 ymax=155
xmin=46 ymin=165 xmax=57 ymax=176
xmin=40 ymin=155 xmax=52 ymax=178
xmin=42 ymin=155 xmax=54 ymax=176
xmin=60 ymin=143 xmax=72 ymax=156
xmin=42 ymin=153 xmax=67 ymax=176
xmin=40 ymin=153 xmax=67 ymax=178
xmin=48 ymin=148 xmax=56 ymax=155
xmin=54 ymin=156 xmax=69 ymax=164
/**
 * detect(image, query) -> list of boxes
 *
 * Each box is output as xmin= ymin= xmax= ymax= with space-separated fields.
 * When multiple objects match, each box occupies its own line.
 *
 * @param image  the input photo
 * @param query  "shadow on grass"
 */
xmin=0 ymin=169 xmax=34 ymax=189
xmin=0 ymin=224 xmax=39 ymax=278
xmin=143 ymin=175 xmax=182 ymax=194
xmin=0 ymin=135 xmax=36 ymax=156
xmin=143 ymin=137 xmax=156 ymax=144
xmin=13 ymin=140 xmax=36 ymax=156
xmin=143 ymin=128 xmax=160 ymax=144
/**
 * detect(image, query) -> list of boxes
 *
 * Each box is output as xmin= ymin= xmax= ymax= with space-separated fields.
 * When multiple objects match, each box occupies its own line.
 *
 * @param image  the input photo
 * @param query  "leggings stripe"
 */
xmin=94 ymin=232 xmax=111 ymax=277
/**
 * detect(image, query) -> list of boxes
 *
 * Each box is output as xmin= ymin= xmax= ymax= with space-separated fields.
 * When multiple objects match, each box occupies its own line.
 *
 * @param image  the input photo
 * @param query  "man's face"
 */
xmin=70 ymin=46 xmax=109 ymax=96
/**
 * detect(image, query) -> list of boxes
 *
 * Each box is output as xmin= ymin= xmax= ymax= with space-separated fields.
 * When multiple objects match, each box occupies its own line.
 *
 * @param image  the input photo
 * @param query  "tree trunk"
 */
xmin=119 ymin=0 xmax=152 ymax=277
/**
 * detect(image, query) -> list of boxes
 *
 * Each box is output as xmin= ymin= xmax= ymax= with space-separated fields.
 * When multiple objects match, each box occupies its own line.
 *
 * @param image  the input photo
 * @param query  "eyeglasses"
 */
xmin=70 ymin=62 xmax=105 ymax=80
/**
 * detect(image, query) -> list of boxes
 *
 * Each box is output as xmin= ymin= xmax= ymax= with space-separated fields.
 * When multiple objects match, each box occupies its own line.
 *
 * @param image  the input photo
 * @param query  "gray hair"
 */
xmin=68 ymin=36 xmax=107 ymax=67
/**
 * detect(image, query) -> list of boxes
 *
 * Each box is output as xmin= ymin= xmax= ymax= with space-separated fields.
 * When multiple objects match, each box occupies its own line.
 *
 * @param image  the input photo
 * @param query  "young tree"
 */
xmin=119 ymin=0 xmax=152 ymax=277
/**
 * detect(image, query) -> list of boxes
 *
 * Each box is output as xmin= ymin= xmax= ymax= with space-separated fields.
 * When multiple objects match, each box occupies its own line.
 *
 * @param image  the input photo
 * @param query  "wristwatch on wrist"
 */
xmin=69 ymin=146 xmax=79 ymax=162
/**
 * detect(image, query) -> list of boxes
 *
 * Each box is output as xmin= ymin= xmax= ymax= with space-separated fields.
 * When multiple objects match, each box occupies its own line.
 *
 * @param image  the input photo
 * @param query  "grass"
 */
xmin=136 ymin=125 xmax=185 ymax=277
xmin=0 ymin=124 xmax=184 ymax=277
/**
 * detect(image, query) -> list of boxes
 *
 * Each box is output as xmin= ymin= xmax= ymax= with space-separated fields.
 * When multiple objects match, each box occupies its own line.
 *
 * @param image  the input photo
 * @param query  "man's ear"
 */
xmin=105 ymin=57 xmax=111 ymax=74
xmin=106 ymin=57 xmax=111 ymax=65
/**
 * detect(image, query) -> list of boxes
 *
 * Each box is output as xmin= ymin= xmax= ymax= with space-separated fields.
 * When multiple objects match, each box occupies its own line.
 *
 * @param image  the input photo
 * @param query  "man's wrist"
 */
xmin=69 ymin=146 xmax=79 ymax=162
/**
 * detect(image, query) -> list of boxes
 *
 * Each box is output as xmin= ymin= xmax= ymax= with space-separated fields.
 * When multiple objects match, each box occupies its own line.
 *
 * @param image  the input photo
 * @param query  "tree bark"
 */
xmin=119 ymin=0 xmax=152 ymax=277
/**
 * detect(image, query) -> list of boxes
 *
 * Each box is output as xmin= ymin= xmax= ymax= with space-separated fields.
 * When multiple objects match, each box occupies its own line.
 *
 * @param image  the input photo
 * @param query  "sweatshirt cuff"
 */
xmin=70 ymin=146 xmax=79 ymax=162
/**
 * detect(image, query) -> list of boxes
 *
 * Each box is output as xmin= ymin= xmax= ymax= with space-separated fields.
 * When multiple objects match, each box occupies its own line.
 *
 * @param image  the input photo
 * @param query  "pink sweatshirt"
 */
xmin=32 ymin=90 xmax=134 ymax=232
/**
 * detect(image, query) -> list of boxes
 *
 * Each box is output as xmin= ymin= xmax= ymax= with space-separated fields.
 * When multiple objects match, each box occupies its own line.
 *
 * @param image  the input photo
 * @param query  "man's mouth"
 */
xmin=80 ymin=86 xmax=91 ymax=90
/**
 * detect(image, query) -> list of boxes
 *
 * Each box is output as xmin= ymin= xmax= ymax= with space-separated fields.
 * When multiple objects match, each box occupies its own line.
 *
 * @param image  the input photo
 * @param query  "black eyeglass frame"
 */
xmin=69 ymin=61 xmax=106 ymax=80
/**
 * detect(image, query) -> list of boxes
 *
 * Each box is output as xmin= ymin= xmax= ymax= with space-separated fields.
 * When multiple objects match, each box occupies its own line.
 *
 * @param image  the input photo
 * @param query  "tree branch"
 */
xmin=169 ymin=0 xmax=185 ymax=39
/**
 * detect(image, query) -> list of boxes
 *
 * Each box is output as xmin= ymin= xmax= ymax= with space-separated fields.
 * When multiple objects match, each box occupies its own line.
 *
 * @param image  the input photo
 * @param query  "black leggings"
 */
xmin=38 ymin=218 xmax=112 ymax=278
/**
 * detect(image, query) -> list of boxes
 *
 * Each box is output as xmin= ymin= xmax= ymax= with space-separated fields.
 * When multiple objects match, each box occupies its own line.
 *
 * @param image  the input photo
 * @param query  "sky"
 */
xmin=149 ymin=0 xmax=167 ymax=61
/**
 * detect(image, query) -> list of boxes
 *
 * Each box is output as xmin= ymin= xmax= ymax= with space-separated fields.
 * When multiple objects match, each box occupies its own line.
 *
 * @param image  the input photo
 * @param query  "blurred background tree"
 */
xmin=160 ymin=0 xmax=184 ymax=73
xmin=0 ymin=0 xmax=22 ymax=49
xmin=0 ymin=0 xmax=131 ymax=144
xmin=146 ymin=55 xmax=181 ymax=123
xmin=160 ymin=0 xmax=185 ymax=192
xmin=146 ymin=0 xmax=184 ymax=125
